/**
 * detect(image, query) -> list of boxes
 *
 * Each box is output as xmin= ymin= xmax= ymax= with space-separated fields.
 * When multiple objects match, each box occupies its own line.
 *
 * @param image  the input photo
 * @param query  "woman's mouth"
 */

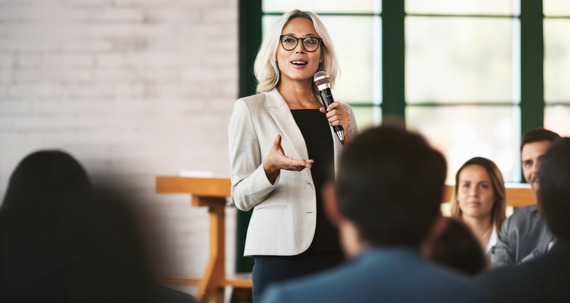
xmin=466 ymin=201 xmax=481 ymax=207
xmin=291 ymin=59 xmax=307 ymax=67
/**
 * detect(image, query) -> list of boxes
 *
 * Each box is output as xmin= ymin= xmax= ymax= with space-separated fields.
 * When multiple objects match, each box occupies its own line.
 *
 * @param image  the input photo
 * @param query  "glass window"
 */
xmin=544 ymin=19 xmax=570 ymax=103
xmin=545 ymin=105 xmax=570 ymax=136
xmin=256 ymin=0 xmax=566 ymax=183
xmin=351 ymin=107 xmax=381 ymax=132
xmin=406 ymin=17 xmax=519 ymax=103
xmin=406 ymin=106 xmax=520 ymax=183
xmin=406 ymin=0 xmax=519 ymax=15
xmin=320 ymin=16 xmax=381 ymax=104
xmin=544 ymin=0 xmax=570 ymax=16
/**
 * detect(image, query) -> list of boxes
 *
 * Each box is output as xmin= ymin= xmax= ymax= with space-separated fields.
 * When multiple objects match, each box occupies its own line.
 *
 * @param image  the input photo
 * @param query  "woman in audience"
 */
xmin=451 ymin=157 xmax=507 ymax=255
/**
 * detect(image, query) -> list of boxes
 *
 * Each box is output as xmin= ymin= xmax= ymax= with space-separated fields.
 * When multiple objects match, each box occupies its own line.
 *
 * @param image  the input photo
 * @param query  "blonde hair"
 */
xmin=451 ymin=157 xmax=507 ymax=232
xmin=254 ymin=9 xmax=340 ymax=94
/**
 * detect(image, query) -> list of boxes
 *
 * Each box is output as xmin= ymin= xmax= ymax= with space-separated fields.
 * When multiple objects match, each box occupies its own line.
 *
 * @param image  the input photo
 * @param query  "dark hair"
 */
xmin=0 ymin=150 xmax=92 ymax=214
xmin=337 ymin=125 xmax=447 ymax=248
xmin=520 ymin=128 xmax=560 ymax=151
xmin=451 ymin=157 xmax=507 ymax=233
xmin=0 ymin=150 xmax=160 ymax=302
xmin=424 ymin=218 xmax=487 ymax=276
xmin=539 ymin=137 xmax=570 ymax=242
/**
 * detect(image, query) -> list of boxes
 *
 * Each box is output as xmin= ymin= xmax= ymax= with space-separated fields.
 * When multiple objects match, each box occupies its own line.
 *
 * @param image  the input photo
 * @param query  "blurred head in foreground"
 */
xmin=423 ymin=218 xmax=488 ymax=276
xmin=0 ymin=150 xmax=158 ymax=303
xmin=324 ymin=123 xmax=447 ymax=255
xmin=539 ymin=137 xmax=570 ymax=242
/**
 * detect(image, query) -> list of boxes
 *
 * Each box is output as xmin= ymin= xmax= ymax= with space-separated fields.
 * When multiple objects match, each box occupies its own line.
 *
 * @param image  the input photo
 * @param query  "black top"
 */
xmin=291 ymin=109 xmax=341 ymax=253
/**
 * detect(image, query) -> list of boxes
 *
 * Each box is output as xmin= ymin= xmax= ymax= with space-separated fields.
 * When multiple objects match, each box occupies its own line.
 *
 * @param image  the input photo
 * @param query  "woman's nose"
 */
xmin=469 ymin=186 xmax=479 ymax=196
xmin=295 ymin=41 xmax=305 ymax=53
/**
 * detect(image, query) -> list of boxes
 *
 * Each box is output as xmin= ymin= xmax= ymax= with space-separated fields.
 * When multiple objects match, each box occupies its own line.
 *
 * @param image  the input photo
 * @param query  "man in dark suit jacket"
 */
xmin=477 ymin=137 xmax=570 ymax=302
xmin=490 ymin=128 xmax=560 ymax=266
xmin=260 ymin=124 xmax=488 ymax=303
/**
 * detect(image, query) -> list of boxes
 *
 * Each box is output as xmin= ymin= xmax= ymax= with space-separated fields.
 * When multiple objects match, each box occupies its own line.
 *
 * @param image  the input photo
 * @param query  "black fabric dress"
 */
xmin=251 ymin=109 xmax=345 ymax=301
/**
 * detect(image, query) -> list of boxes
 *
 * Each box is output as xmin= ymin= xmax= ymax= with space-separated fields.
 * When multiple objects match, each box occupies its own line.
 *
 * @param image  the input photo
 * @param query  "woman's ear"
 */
xmin=323 ymin=182 xmax=341 ymax=226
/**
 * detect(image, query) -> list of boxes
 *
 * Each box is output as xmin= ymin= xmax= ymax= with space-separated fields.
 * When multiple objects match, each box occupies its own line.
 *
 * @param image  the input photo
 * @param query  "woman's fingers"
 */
xmin=266 ymin=134 xmax=313 ymax=171
xmin=324 ymin=102 xmax=349 ymax=130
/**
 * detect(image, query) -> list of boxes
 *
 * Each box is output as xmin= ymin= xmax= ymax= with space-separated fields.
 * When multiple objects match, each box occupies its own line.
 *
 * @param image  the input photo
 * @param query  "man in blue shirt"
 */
xmin=260 ymin=124 xmax=488 ymax=303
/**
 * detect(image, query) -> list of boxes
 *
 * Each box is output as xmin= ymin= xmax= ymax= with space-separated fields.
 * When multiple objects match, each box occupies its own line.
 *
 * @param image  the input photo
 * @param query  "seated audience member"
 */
xmin=476 ymin=137 xmax=570 ymax=302
xmin=260 ymin=125 xmax=489 ymax=303
xmin=0 ymin=150 xmax=196 ymax=303
xmin=423 ymin=217 xmax=488 ymax=276
xmin=490 ymin=128 xmax=561 ymax=266
xmin=451 ymin=157 xmax=506 ymax=255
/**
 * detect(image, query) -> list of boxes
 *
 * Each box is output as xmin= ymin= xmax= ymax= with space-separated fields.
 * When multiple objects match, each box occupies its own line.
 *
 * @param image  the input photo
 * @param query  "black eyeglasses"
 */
xmin=279 ymin=35 xmax=322 ymax=52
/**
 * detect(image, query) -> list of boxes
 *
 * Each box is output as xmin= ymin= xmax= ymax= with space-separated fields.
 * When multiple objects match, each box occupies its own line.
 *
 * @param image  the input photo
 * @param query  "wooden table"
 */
xmin=155 ymin=176 xmax=252 ymax=303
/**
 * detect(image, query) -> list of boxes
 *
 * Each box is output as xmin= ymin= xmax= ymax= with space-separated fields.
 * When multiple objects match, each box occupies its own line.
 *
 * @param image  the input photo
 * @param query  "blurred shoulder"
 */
xmin=507 ymin=204 xmax=539 ymax=222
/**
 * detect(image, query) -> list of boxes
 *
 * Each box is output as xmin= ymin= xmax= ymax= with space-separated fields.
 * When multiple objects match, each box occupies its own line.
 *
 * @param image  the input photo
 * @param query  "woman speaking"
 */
xmin=228 ymin=9 xmax=358 ymax=301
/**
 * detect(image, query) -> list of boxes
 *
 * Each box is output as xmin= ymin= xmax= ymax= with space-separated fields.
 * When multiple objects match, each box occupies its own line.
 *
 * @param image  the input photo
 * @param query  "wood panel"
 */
xmin=443 ymin=185 xmax=536 ymax=208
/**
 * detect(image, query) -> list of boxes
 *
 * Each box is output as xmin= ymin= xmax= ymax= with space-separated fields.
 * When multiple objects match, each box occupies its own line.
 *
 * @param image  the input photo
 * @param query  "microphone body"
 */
xmin=313 ymin=71 xmax=345 ymax=145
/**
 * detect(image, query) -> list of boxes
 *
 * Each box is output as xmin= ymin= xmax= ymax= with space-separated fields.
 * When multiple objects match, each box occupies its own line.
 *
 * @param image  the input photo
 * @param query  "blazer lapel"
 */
xmin=265 ymin=89 xmax=313 ymax=184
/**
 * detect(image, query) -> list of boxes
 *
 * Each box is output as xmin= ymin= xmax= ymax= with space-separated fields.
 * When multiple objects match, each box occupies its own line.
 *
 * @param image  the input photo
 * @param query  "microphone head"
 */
xmin=313 ymin=71 xmax=330 ymax=91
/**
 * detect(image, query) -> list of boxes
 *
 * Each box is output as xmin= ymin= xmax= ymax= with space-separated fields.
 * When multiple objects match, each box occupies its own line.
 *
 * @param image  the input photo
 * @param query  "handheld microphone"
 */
xmin=313 ymin=71 xmax=344 ymax=145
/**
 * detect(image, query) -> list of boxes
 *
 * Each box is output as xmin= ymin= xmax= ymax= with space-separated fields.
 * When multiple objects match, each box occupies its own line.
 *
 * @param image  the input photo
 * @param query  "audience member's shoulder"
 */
xmin=260 ymin=285 xmax=291 ymax=303
xmin=260 ymin=257 xmax=488 ymax=303
xmin=424 ymin=262 xmax=490 ymax=303
xmin=510 ymin=204 xmax=539 ymax=219
xmin=475 ymin=255 xmax=553 ymax=303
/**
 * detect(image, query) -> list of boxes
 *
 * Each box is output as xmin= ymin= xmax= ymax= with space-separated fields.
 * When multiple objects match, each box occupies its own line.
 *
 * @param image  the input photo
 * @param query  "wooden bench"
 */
xmin=155 ymin=177 xmax=536 ymax=302
xmin=442 ymin=184 xmax=535 ymax=207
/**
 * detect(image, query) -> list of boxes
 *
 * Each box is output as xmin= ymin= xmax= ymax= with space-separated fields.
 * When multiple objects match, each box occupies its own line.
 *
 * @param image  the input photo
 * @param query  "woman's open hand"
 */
xmin=263 ymin=134 xmax=313 ymax=184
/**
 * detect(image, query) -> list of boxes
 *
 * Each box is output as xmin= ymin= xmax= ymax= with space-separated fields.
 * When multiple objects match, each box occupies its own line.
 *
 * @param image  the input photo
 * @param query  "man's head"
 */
xmin=520 ymin=128 xmax=560 ymax=193
xmin=539 ymin=137 xmax=570 ymax=242
xmin=333 ymin=124 xmax=447 ymax=249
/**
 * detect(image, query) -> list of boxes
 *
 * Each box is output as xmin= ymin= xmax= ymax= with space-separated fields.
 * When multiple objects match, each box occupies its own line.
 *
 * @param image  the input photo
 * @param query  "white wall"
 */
xmin=0 ymin=0 xmax=239 ymax=293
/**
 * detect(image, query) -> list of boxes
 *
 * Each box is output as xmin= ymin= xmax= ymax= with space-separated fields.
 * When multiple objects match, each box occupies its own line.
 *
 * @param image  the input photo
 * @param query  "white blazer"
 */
xmin=228 ymin=88 xmax=358 ymax=256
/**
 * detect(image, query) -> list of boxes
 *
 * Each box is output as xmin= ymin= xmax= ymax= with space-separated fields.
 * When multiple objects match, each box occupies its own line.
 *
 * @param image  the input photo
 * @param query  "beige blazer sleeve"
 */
xmin=228 ymin=88 xmax=358 ymax=256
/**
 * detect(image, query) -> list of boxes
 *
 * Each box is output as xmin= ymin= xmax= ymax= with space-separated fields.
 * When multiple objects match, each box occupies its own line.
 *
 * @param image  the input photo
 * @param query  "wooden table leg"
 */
xmin=193 ymin=196 xmax=226 ymax=303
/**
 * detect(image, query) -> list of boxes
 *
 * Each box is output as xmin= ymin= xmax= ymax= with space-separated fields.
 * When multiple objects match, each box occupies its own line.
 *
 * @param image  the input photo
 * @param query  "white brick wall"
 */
xmin=0 ymin=0 xmax=239 ymax=295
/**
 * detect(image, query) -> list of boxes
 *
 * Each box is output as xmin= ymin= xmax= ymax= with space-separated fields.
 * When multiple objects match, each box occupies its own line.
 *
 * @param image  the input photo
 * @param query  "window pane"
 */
xmin=544 ymin=0 xmax=570 ymax=16
xmin=263 ymin=1 xmax=380 ymax=14
xmin=263 ymin=15 xmax=381 ymax=104
xmin=321 ymin=16 xmax=380 ymax=104
xmin=406 ymin=17 xmax=518 ymax=103
xmin=406 ymin=106 xmax=520 ymax=183
xmin=545 ymin=105 xmax=570 ymax=136
xmin=544 ymin=19 xmax=570 ymax=103
xmin=406 ymin=0 xmax=519 ymax=15
xmin=351 ymin=106 xmax=382 ymax=132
